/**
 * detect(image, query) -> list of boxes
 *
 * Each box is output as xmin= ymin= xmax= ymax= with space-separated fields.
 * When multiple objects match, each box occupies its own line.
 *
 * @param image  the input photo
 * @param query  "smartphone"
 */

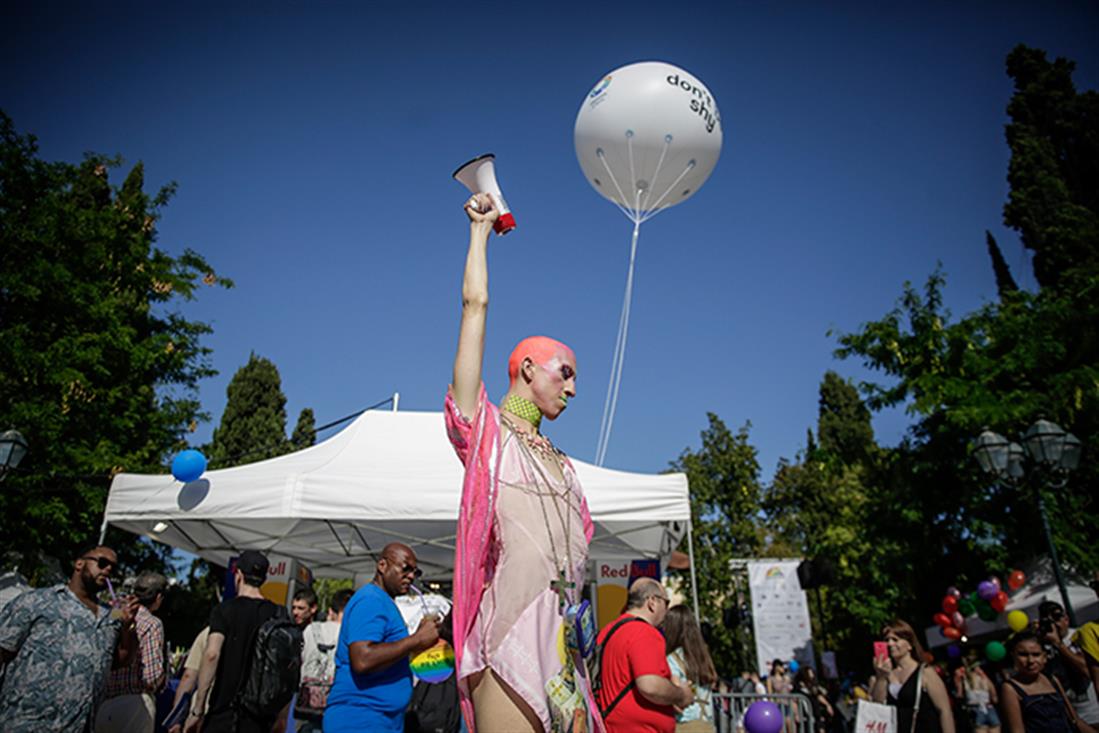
xmin=874 ymin=641 xmax=889 ymax=662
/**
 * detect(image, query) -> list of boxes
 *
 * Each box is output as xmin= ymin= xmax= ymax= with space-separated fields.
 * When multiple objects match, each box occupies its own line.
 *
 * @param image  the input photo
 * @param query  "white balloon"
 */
xmin=574 ymin=61 xmax=723 ymax=215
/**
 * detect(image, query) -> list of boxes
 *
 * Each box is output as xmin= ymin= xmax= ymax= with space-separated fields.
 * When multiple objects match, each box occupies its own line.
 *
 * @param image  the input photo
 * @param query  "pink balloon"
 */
xmin=952 ymin=611 xmax=965 ymax=628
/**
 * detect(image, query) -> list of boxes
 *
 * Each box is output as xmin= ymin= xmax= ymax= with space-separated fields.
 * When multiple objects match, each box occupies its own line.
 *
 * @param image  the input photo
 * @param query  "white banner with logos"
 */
xmin=747 ymin=559 xmax=815 ymax=676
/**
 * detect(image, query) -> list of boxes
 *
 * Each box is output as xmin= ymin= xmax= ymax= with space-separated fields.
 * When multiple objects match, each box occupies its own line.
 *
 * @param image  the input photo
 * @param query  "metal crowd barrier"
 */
xmin=712 ymin=693 xmax=816 ymax=733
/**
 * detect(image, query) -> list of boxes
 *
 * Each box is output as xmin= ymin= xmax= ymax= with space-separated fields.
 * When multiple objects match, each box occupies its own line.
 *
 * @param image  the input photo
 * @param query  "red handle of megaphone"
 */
xmin=494 ymin=213 xmax=516 ymax=235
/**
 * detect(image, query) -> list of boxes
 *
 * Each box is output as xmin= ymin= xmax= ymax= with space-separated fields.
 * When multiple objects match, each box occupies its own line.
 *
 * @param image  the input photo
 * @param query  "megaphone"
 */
xmin=452 ymin=154 xmax=516 ymax=235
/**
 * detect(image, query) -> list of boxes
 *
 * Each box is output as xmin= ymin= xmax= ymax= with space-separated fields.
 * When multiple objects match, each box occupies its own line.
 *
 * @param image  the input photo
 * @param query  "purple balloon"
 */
xmin=977 ymin=580 xmax=998 ymax=601
xmin=947 ymin=643 xmax=963 ymax=659
xmin=744 ymin=700 xmax=784 ymax=733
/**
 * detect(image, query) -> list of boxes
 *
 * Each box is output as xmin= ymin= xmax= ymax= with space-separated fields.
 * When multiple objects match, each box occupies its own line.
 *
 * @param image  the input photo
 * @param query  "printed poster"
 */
xmin=747 ymin=559 xmax=815 ymax=676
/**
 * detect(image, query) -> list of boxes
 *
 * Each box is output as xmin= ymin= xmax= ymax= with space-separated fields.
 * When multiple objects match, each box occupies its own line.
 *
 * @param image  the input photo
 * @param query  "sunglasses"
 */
xmin=396 ymin=563 xmax=423 ymax=579
xmin=82 ymin=555 xmax=116 ymax=570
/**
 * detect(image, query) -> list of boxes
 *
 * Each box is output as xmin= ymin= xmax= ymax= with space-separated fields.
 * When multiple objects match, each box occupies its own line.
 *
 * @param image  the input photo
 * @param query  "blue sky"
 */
xmin=5 ymin=2 xmax=1098 ymax=480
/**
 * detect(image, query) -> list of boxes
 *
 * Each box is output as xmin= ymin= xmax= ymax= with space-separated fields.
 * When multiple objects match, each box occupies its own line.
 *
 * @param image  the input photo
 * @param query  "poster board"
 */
xmin=747 ymin=559 xmax=815 ymax=675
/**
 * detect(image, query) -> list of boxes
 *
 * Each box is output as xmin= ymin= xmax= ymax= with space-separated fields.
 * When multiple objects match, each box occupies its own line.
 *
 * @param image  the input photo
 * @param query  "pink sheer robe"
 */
xmin=445 ymin=384 xmax=599 ymax=732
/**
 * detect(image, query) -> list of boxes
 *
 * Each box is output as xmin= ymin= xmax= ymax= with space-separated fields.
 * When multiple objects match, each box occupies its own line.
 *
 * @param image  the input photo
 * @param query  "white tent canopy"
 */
xmin=104 ymin=408 xmax=692 ymax=584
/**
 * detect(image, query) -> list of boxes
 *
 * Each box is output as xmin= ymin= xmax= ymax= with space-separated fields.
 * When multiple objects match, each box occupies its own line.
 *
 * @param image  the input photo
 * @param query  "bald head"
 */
xmin=507 ymin=336 xmax=574 ymax=387
xmin=375 ymin=542 xmax=420 ymax=598
xmin=380 ymin=542 xmax=414 ymax=564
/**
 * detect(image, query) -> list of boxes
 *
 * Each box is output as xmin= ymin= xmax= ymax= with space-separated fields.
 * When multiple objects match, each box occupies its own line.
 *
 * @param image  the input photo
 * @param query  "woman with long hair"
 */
xmin=664 ymin=605 xmax=717 ymax=733
xmin=1001 ymin=631 xmax=1094 ymax=733
xmin=958 ymin=655 xmax=1000 ymax=733
xmin=768 ymin=659 xmax=792 ymax=695
xmin=793 ymin=667 xmax=834 ymax=733
xmin=870 ymin=619 xmax=955 ymax=733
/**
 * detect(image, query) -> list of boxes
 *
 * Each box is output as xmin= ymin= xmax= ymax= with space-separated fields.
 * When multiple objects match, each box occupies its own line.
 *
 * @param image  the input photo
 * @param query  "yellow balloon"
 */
xmin=1007 ymin=610 xmax=1029 ymax=633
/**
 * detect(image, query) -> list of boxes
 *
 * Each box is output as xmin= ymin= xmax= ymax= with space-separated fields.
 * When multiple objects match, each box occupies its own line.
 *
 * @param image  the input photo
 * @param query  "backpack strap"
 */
xmin=1050 ymin=674 xmax=1084 ymax=729
xmin=598 ymin=616 xmax=646 ymax=720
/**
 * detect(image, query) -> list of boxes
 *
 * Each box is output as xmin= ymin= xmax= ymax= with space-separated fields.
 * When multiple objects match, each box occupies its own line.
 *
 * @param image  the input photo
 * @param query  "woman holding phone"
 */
xmin=871 ymin=619 xmax=955 ymax=733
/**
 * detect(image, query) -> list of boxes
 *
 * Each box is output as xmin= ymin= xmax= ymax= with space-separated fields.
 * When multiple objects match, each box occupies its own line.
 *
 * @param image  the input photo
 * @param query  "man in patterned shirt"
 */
xmin=96 ymin=571 xmax=169 ymax=732
xmin=0 ymin=545 xmax=138 ymax=732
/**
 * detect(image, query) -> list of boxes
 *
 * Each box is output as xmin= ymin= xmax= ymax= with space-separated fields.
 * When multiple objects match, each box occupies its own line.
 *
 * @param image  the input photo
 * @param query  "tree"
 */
xmin=0 ymin=111 xmax=231 ymax=573
xmin=764 ymin=375 xmax=901 ymax=672
xmin=291 ymin=407 xmax=317 ymax=450
xmin=207 ymin=353 xmax=292 ymax=467
xmin=670 ymin=414 xmax=764 ymax=676
xmin=1003 ymin=45 xmax=1099 ymax=291
xmin=985 ymin=231 xmax=1019 ymax=298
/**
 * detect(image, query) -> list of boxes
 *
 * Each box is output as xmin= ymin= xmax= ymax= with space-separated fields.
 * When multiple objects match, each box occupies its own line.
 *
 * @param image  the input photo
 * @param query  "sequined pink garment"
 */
xmin=445 ymin=385 xmax=596 ymax=732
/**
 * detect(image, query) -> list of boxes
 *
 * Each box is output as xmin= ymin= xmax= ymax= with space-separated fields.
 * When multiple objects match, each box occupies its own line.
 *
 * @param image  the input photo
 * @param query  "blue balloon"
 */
xmin=171 ymin=449 xmax=207 ymax=483
xmin=947 ymin=643 xmax=963 ymax=659
xmin=744 ymin=700 xmax=784 ymax=733
xmin=787 ymin=659 xmax=800 ymax=673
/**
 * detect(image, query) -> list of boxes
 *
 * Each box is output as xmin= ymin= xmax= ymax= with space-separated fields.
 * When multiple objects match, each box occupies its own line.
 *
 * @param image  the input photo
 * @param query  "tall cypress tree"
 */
xmin=291 ymin=407 xmax=317 ymax=449
xmin=208 ymin=353 xmax=290 ymax=467
xmin=985 ymin=231 xmax=1019 ymax=297
xmin=1003 ymin=45 xmax=1099 ymax=290
xmin=817 ymin=371 xmax=874 ymax=464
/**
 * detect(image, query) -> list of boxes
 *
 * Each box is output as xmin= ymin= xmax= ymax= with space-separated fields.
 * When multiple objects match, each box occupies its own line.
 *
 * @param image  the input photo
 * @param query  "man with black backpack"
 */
xmin=185 ymin=550 xmax=303 ymax=733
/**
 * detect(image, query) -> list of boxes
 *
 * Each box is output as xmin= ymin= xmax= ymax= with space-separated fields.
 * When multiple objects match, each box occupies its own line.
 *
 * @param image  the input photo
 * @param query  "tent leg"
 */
xmin=98 ymin=517 xmax=109 ymax=545
xmin=687 ymin=519 xmax=701 ymax=625
xmin=392 ymin=392 xmax=400 ymax=412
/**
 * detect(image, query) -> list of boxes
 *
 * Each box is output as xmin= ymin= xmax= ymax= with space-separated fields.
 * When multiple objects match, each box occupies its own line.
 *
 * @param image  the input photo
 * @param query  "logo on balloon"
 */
xmin=589 ymin=75 xmax=612 ymax=99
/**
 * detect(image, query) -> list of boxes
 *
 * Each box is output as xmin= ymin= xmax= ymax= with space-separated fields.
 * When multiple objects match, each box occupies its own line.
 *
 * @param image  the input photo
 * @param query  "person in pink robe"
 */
xmin=446 ymin=192 xmax=602 ymax=733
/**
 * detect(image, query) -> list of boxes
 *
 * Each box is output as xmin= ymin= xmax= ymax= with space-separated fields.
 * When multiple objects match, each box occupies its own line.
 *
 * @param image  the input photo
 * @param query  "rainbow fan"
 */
xmin=410 ymin=640 xmax=455 ymax=683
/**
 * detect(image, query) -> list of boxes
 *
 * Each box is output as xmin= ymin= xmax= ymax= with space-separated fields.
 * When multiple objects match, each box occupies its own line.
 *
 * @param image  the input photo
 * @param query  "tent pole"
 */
xmin=687 ymin=519 xmax=701 ymax=625
xmin=392 ymin=392 xmax=400 ymax=412
xmin=98 ymin=517 xmax=109 ymax=545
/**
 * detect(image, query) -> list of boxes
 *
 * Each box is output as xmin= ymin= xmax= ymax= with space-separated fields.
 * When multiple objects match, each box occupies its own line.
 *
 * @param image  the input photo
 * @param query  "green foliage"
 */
xmin=765 ymin=373 xmax=904 ymax=673
xmin=0 ymin=111 xmax=231 ymax=573
xmin=291 ymin=407 xmax=317 ymax=450
xmin=207 ymin=353 xmax=291 ymax=467
xmin=1003 ymin=46 xmax=1099 ymax=290
xmin=670 ymin=414 xmax=763 ymax=676
xmin=834 ymin=273 xmax=1099 ymax=575
xmin=313 ymin=577 xmax=354 ymax=614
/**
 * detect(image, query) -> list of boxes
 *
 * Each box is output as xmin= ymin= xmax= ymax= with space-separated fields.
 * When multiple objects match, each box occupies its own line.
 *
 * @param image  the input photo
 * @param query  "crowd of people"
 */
xmin=2 ymin=539 xmax=1099 ymax=733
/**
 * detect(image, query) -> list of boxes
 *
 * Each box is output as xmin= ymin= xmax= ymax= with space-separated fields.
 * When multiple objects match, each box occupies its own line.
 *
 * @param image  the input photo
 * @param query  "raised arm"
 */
xmin=452 ymin=192 xmax=498 ymax=419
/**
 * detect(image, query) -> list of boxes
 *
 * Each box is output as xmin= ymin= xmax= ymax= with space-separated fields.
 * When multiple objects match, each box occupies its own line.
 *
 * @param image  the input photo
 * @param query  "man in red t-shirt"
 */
xmin=595 ymin=577 xmax=695 ymax=733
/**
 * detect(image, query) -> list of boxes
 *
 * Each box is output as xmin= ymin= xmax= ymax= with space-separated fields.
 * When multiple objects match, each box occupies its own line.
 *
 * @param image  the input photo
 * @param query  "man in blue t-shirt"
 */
xmin=324 ymin=542 xmax=440 ymax=732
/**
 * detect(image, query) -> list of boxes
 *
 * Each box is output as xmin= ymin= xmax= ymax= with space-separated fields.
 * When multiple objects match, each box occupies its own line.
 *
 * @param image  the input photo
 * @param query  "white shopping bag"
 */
xmin=854 ymin=700 xmax=897 ymax=733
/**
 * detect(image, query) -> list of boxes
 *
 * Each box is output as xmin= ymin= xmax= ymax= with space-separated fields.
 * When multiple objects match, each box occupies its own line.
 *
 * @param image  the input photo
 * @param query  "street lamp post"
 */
xmin=973 ymin=420 xmax=1081 ymax=627
xmin=0 ymin=429 xmax=28 ymax=482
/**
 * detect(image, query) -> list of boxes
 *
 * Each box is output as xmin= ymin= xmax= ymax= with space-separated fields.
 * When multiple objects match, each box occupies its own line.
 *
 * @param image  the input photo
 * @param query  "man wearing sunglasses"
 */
xmin=0 ymin=545 xmax=139 ymax=732
xmin=324 ymin=543 xmax=440 ymax=732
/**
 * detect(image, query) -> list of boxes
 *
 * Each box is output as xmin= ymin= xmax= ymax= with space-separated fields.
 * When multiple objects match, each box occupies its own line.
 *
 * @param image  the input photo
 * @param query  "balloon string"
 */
xmin=639 ymin=161 xmax=696 ymax=224
xmin=627 ymin=134 xmax=637 ymax=206
xmin=639 ymin=138 xmax=672 ymax=214
xmin=596 ymin=149 xmax=642 ymax=224
xmin=596 ymin=219 xmax=641 ymax=466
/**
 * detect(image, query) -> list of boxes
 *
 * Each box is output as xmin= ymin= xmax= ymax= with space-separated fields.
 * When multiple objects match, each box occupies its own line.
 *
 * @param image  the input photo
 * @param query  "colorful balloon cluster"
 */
xmin=934 ymin=569 xmax=1026 ymax=660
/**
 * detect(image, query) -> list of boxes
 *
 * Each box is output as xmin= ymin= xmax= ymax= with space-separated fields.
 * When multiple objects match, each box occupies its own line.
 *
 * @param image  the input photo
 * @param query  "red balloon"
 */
xmin=942 ymin=595 xmax=959 ymax=614
xmin=934 ymin=613 xmax=952 ymax=628
xmin=990 ymin=590 xmax=1009 ymax=613
xmin=943 ymin=626 xmax=963 ymax=640
xmin=1008 ymin=570 xmax=1026 ymax=591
